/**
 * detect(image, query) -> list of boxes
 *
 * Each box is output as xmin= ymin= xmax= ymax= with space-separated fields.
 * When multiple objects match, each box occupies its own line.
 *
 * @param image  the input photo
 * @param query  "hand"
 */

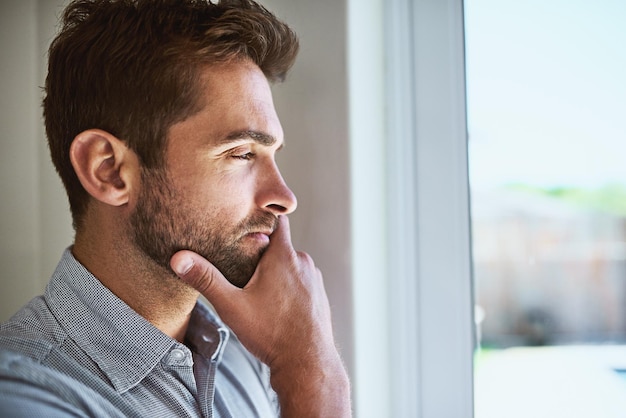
xmin=170 ymin=215 xmax=351 ymax=417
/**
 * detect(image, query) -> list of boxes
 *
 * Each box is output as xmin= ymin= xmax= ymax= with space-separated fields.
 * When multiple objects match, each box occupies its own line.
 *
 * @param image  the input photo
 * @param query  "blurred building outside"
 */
xmin=472 ymin=187 xmax=626 ymax=348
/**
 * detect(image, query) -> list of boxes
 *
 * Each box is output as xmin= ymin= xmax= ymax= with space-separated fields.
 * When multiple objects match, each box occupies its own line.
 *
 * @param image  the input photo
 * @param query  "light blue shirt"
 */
xmin=0 ymin=249 xmax=279 ymax=417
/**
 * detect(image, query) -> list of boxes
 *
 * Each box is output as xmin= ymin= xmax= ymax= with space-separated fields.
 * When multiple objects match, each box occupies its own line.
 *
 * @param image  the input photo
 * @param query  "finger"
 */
xmin=267 ymin=215 xmax=293 ymax=250
xmin=170 ymin=250 xmax=237 ymax=302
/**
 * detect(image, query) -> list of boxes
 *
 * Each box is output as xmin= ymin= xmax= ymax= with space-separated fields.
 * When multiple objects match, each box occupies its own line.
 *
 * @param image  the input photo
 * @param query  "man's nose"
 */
xmin=256 ymin=161 xmax=298 ymax=216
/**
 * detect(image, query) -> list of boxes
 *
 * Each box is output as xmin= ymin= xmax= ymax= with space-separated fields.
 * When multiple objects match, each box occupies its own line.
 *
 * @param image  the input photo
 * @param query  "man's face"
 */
xmin=130 ymin=61 xmax=297 ymax=288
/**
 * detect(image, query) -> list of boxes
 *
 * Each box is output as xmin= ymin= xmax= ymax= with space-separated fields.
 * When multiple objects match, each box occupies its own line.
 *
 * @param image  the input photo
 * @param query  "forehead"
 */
xmin=166 ymin=60 xmax=284 ymax=152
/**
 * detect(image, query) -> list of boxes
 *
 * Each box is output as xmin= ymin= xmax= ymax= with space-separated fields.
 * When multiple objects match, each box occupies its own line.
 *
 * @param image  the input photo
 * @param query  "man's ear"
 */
xmin=70 ymin=129 xmax=139 ymax=207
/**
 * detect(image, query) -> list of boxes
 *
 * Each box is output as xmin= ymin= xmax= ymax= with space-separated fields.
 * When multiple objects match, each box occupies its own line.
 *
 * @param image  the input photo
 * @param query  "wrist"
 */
xmin=270 ymin=351 xmax=351 ymax=418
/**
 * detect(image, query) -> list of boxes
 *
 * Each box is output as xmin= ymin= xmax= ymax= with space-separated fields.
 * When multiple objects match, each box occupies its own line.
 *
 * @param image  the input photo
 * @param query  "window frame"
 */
xmin=384 ymin=0 xmax=474 ymax=416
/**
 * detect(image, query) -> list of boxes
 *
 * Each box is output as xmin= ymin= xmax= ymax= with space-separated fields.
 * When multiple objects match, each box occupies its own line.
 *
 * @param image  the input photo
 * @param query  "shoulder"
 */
xmin=0 ymin=295 xmax=66 ymax=360
xmin=0 ymin=349 xmax=125 ymax=418
xmin=0 ymin=349 xmax=84 ymax=417
xmin=0 ymin=301 xmax=124 ymax=417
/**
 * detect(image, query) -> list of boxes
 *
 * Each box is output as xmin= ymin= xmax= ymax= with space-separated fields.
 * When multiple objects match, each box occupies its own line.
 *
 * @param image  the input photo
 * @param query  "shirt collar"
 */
xmin=185 ymin=301 xmax=230 ymax=363
xmin=45 ymin=249 xmax=218 ymax=393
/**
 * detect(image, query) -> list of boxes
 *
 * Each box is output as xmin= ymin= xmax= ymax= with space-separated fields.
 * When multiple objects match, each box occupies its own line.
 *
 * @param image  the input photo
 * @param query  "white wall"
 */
xmin=0 ymin=0 xmax=73 ymax=321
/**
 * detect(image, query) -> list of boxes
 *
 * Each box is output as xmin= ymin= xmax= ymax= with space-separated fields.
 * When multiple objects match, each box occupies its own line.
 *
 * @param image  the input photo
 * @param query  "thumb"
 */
xmin=170 ymin=250 xmax=235 ymax=302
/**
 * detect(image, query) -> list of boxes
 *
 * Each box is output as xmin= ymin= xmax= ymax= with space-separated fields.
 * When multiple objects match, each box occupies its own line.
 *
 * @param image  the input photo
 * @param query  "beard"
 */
xmin=129 ymin=169 xmax=277 ymax=288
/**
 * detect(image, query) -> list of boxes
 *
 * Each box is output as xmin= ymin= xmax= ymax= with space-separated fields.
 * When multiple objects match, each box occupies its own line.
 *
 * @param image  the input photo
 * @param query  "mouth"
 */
xmin=241 ymin=231 xmax=271 ymax=248
xmin=248 ymin=230 xmax=270 ymax=236
xmin=237 ymin=214 xmax=278 ymax=244
xmin=244 ymin=219 xmax=277 ymax=237
xmin=247 ymin=227 xmax=274 ymax=236
xmin=245 ymin=226 xmax=274 ymax=237
xmin=240 ymin=225 xmax=275 ymax=241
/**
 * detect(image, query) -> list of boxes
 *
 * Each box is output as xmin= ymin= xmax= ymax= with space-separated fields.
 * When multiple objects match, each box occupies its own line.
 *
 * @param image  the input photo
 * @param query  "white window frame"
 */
xmin=384 ymin=0 xmax=474 ymax=416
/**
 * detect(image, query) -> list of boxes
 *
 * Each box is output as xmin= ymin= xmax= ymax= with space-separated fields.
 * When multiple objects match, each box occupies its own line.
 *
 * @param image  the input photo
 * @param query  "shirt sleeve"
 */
xmin=0 ymin=350 xmax=125 ymax=418
xmin=0 ymin=378 xmax=87 ymax=418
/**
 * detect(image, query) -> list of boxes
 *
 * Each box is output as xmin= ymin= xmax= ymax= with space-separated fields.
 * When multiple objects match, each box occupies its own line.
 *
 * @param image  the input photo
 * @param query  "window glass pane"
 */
xmin=465 ymin=1 xmax=626 ymax=417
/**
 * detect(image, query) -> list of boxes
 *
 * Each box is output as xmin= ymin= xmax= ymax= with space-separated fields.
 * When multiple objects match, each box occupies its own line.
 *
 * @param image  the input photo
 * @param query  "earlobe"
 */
xmin=70 ymin=129 xmax=138 ymax=207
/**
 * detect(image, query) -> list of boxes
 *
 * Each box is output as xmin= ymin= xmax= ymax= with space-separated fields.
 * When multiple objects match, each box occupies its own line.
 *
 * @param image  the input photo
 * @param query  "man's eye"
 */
xmin=232 ymin=152 xmax=255 ymax=161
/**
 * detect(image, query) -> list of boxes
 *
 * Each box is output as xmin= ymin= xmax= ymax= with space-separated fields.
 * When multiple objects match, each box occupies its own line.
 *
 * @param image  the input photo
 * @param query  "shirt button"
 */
xmin=170 ymin=348 xmax=186 ymax=361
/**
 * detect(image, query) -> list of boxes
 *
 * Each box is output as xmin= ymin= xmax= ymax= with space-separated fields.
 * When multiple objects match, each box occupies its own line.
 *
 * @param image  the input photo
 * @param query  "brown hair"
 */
xmin=43 ymin=0 xmax=299 ymax=229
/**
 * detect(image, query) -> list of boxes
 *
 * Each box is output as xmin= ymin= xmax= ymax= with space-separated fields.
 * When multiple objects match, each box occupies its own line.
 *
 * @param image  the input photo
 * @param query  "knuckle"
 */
xmin=296 ymin=250 xmax=314 ymax=266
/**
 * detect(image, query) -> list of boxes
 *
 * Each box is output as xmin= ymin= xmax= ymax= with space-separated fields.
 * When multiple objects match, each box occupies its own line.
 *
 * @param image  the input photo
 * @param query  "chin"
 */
xmin=225 ymin=268 xmax=255 ymax=289
xmin=214 ymin=253 xmax=261 ymax=289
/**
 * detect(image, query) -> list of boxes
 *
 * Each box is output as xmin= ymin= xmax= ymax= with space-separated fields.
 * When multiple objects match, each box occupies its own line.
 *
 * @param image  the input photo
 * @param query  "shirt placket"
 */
xmin=162 ymin=344 xmax=203 ymax=416
xmin=192 ymin=327 xmax=230 ymax=418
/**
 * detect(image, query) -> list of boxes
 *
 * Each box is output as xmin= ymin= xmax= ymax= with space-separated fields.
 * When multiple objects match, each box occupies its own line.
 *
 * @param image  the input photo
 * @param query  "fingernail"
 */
xmin=173 ymin=256 xmax=194 ymax=276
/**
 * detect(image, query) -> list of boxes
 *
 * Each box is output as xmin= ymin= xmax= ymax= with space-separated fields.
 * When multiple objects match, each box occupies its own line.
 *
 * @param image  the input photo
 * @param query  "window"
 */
xmin=466 ymin=1 xmax=626 ymax=417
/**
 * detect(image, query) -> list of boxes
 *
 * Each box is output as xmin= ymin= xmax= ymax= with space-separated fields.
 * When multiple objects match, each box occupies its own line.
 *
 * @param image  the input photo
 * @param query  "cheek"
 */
xmin=213 ymin=169 xmax=257 ymax=203
xmin=171 ymin=163 xmax=258 ymax=216
xmin=186 ymin=179 xmax=254 ymax=221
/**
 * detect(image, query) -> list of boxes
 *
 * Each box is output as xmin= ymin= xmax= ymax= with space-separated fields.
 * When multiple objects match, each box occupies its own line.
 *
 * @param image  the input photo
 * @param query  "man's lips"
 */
xmin=241 ymin=226 xmax=275 ymax=240
xmin=243 ymin=231 xmax=271 ymax=245
xmin=248 ymin=228 xmax=274 ymax=236
xmin=238 ymin=216 xmax=278 ymax=242
xmin=247 ymin=225 xmax=273 ymax=235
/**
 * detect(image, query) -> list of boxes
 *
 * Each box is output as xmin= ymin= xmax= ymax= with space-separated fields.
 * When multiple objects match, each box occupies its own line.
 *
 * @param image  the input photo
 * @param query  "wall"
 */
xmin=261 ymin=0 xmax=356 ymax=388
xmin=0 ymin=0 xmax=73 ymax=321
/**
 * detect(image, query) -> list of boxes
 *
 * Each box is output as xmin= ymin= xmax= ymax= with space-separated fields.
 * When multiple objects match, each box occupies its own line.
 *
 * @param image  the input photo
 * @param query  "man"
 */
xmin=0 ymin=0 xmax=351 ymax=416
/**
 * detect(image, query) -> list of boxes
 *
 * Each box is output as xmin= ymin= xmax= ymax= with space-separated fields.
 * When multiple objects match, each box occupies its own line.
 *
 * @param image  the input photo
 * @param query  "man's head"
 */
xmin=44 ymin=0 xmax=299 ymax=287
xmin=130 ymin=60 xmax=298 ymax=287
xmin=44 ymin=0 xmax=298 ymax=229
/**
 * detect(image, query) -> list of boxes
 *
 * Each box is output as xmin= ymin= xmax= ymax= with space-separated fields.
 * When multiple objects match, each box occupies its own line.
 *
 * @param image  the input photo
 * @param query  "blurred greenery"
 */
xmin=474 ymin=347 xmax=498 ymax=370
xmin=505 ymin=183 xmax=626 ymax=217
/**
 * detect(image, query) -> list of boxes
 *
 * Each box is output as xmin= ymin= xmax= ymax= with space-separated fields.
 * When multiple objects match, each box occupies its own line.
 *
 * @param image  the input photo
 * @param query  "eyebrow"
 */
xmin=222 ymin=130 xmax=279 ymax=147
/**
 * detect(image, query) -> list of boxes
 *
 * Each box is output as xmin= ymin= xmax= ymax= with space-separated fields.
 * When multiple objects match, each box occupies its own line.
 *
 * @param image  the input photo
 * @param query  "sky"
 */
xmin=465 ymin=0 xmax=626 ymax=189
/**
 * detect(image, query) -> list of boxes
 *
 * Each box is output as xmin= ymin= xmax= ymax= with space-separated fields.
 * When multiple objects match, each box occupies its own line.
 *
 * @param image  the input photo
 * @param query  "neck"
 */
xmin=73 ymin=224 xmax=198 ymax=342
